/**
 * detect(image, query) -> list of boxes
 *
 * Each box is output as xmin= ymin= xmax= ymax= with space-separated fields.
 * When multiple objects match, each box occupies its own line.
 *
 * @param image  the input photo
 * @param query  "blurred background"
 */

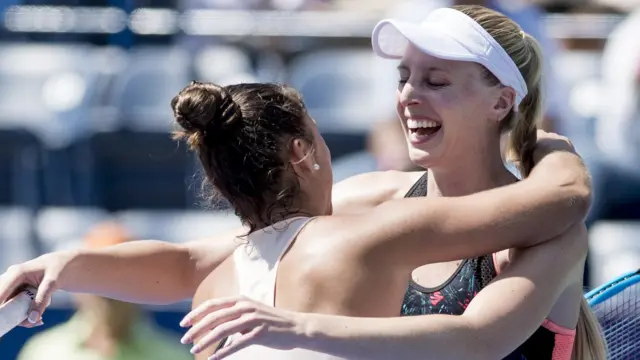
xmin=0 ymin=0 xmax=639 ymax=358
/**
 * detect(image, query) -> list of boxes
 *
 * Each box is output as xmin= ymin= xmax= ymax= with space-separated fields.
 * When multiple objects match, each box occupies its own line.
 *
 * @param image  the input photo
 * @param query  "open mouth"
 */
xmin=407 ymin=119 xmax=442 ymax=140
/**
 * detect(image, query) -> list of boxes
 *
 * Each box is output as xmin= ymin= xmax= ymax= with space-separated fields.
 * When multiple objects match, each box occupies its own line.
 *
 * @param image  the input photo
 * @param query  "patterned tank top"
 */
xmin=400 ymin=172 xmax=576 ymax=360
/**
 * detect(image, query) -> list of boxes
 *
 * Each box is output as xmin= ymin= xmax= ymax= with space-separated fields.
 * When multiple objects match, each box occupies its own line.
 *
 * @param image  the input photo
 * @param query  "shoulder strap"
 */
xmin=471 ymin=255 xmax=498 ymax=290
xmin=404 ymin=172 xmax=429 ymax=198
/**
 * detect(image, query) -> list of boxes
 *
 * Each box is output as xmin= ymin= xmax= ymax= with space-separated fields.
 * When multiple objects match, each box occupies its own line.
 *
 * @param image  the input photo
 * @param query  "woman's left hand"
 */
xmin=179 ymin=296 xmax=308 ymax=359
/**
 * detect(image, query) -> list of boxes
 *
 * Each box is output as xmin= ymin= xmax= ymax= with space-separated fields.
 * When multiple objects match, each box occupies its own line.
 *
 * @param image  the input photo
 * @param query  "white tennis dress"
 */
xmin=221 ymin=216 xmax=346 ymax=360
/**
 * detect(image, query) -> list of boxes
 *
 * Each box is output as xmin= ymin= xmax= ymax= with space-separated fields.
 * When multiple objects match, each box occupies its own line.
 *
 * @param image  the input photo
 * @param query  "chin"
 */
xmin=408 ymin=148 xmax=439 ymax=170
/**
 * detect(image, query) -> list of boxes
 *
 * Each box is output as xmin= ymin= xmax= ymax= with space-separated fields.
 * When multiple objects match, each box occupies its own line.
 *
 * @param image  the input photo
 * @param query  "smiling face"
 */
xmin=396 ymin=44 xmax=515 ymax=169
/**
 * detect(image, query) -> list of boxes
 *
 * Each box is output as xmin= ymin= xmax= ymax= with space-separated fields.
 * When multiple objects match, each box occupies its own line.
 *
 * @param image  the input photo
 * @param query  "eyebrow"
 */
xmin=396 ymin=64 xmax=448 ymax=73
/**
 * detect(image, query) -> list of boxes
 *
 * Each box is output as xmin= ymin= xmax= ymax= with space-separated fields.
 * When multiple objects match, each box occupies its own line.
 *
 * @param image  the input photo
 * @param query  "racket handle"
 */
xmin=0 ymin=287 xmax=36 ymax=338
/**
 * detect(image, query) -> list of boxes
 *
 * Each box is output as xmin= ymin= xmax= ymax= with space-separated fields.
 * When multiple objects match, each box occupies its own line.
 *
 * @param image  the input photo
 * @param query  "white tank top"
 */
xmin=221 ymin=216 xmax=346 ymax=360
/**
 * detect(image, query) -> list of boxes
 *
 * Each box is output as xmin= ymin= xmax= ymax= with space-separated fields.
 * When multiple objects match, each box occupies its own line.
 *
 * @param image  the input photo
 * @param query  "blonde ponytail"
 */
xmin=507 ymin=34 xmax=542 ymax=177
xmin=572 ymin=298 xmax=607 ymax=360
xmin=453 ymin=5 xmax=608 ymax=358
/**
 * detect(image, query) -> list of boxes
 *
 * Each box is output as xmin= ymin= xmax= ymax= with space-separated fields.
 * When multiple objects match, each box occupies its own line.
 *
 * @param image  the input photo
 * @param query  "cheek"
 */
xmin=432 ymin=88 xmax=462 ymax=109
xmin=437 ymin=88 xmax=488 ymax=123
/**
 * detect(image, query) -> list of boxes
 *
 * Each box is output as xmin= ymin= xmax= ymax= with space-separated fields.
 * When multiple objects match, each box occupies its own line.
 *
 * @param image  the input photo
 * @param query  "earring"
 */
xmin=312 ymin=164 xmax=320 ymax=171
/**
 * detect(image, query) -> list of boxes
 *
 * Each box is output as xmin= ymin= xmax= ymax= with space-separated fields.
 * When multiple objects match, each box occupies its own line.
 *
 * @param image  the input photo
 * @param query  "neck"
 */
xmin=251 ymin=204 xmax=324 ymax=233
xmin=427 ymin=144 xmax=517 ymax=197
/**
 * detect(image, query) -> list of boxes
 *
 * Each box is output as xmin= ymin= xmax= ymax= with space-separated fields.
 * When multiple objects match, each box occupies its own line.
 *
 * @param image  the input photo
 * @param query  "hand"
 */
xmin=180 ymin=296 xmax=308 ymax=360
xmin=0 ymin=251 xmax=76 ymax=327
xmin=533 ymin=130 xmax=576 ymax=163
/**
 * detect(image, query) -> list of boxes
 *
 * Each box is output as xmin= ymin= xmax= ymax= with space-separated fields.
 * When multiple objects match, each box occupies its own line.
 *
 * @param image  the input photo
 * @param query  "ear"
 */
xmin=289 ymin=138 xmax=314 ymax=174
xmin=490 ymin=86 xmax=517 ymax=123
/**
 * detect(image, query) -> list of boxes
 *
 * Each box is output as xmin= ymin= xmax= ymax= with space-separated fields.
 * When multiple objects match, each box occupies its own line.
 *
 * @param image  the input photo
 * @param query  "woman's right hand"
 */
xmin=180 ymin=296 xmax=309 ymax=359
xmin=0 ymin=251 xmax=77 ymax=327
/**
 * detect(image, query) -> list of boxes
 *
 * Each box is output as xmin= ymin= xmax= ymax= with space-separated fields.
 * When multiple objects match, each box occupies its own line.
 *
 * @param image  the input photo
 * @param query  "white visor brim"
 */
xmin=372 ymin=8 xmax=528 ymax=107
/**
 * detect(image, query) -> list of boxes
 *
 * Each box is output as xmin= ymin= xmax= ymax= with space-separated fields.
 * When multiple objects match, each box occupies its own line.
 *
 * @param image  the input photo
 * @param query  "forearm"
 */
xmin=61 ymin=240 xmax=194 ymax=304
xmin=302 ymin=314 xmax=486 ymax=360
xmin=450 ymin=150 xmax=590 ymax=247
xmin=365 ymin=151 xmax=590 ymax=266
xmin=58 ymin=223 xmax=245 ymax=304
xmin=530 ymin=149 xmax=591 ymax=212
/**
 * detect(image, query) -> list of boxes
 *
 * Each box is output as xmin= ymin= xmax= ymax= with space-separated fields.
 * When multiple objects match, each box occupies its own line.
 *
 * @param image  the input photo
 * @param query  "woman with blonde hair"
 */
xmin=0 ymin=5 xmax=604 ymax=360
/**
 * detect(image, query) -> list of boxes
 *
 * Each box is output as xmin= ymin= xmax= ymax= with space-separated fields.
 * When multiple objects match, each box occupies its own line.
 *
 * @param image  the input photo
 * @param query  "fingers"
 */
xmin=19 ymin=319 xmax=44 ymax=328
xmin=181 ymin=304 xmax=250 ymax=345
xmin=0 ymin=266 xmax=48 ymax=328
xmin=181 ymin=296 xmax=246 ymax=328
xmin=191 ymin=315 xmax=265 ymax=355
xmin=0 ymin=266 xmax=26 ymax=304
xmin=207 ymin=326 xmax=264 ymax=360
xmin=28 ymin=278 xmax=56 ymax=324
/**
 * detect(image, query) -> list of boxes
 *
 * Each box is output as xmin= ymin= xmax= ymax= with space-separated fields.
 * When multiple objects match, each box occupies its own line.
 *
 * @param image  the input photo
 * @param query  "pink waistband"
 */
xmin=542 ymin=319 xmax=577 ymax=335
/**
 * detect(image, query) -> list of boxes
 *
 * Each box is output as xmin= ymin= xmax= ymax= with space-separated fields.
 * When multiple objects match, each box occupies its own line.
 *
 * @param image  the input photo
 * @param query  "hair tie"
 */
xmin=520 ymin=30 xmax=526 ymax=39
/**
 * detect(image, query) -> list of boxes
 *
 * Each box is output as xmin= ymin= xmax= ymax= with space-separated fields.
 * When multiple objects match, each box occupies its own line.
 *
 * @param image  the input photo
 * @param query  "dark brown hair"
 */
xmin=171 ymin=81 xmax=311 ymax=233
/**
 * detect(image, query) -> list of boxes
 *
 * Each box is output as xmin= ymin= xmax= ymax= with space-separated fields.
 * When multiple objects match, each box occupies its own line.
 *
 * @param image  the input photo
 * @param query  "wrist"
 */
xmin=57 ymin=249 xmax=86 ymax=291
xmin=297 ymin=312 xmax=332 ymax=353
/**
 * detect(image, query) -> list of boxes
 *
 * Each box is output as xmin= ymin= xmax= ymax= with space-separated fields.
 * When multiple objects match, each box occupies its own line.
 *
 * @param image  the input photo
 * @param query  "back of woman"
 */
xmin=209 ymin=217 xmax=345 ymax=360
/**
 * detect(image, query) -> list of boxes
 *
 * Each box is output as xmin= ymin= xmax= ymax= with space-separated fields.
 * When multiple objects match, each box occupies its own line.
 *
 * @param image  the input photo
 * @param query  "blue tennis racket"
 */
xmin=586 ymin=269 xmax=640 ymax=359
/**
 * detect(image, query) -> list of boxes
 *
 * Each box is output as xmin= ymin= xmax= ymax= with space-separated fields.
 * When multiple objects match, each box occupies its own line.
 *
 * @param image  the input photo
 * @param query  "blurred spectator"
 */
xmin=595 ymin=7 xmax=640 ymax=171
xmin=585 ymin=7 xmax=640 ymax=224
xmin=17 ymin=222 xmax=191 ymax=360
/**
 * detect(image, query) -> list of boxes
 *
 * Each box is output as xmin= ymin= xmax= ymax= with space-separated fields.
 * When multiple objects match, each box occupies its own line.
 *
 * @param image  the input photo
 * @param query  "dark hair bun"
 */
xmin=171 ymin=81 xmax=241 ymax=138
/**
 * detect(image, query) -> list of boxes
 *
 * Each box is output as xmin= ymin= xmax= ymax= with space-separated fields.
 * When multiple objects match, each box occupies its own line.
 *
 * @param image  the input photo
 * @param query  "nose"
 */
xmin=398 ymin=82 xmax=422 ymax=108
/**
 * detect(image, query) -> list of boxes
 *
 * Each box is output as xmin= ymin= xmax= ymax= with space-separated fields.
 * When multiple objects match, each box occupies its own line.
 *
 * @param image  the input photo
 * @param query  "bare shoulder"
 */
xmin=278 ymin=217 xmax=406 ymax=317
xmin=332 ymin=170 xmax=425 ymax=214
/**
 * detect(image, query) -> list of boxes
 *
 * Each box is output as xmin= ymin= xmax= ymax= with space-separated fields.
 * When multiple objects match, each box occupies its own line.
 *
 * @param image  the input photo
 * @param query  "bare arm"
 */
xmin=0 ymin=226 xmax=247 ymax=322
xmin=333 ymin=139 xmax=590 ymax=272
xmin=61 ymin=231 xmax=244 ymax=304
xmin=63 ymin=241 xmax=196 ymax=304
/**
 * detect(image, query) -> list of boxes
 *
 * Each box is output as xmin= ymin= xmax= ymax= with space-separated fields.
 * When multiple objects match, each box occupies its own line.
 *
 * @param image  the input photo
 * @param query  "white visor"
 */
xmin=372 ymin=8 xmax=528 ymax=108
